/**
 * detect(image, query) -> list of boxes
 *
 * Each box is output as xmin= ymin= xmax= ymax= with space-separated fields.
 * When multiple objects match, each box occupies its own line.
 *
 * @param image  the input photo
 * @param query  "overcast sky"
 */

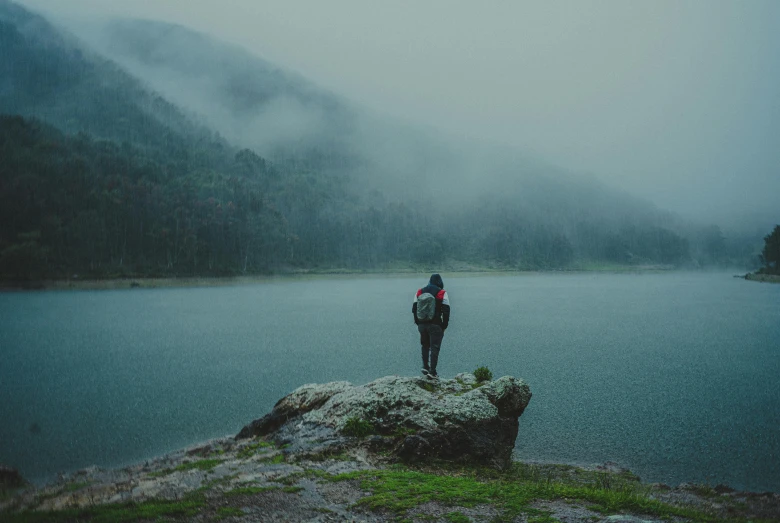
xmin=20 ymin=0 xmax=780 ymax=228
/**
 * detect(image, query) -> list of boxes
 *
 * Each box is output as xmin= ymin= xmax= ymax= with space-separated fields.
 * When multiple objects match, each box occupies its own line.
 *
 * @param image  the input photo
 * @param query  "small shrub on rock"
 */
xmin=342 ymin=417 xmax=375 ymax=438
xmin=473 ymin=366 xmax=493 ymax=383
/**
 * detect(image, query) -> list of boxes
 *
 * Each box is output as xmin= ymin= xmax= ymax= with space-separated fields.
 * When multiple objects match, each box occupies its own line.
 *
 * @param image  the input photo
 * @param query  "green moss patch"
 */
xmin=342 ymin=417 xmax=375 ymax=438
xmin=419 ymin=381 xmax=437 ymax=393
xmin=237 ymin=440 xmax=274 ymax=460
xmin=216 ymin=506 xmax=245 ymax=518
xmin=392 ymin=427 xmax=418 ymax=438
xmin=257 ymin=453 xmax=286 ymax=465
xmin=444 ymin=510 xmax=471 ymax=522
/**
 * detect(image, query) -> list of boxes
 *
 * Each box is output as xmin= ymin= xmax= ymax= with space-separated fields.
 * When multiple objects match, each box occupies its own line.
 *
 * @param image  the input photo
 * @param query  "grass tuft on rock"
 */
xmin=473 ymin=366 xmax=493 ymax=383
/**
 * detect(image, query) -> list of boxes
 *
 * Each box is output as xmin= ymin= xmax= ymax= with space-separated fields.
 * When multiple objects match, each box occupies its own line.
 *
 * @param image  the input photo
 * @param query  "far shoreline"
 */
xmin=0 ymin=264 xmax=693 ymax=292
xmin=744 ymin=272 xmax=780 ymax=284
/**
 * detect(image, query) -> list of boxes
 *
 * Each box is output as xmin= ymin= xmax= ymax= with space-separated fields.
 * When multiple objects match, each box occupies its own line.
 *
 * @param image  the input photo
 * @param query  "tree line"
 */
xmin=0 ymin=115 xmax=751 ymax=282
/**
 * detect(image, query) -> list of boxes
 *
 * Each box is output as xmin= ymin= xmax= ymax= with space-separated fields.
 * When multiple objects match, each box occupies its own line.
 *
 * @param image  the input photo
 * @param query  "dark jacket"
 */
xmin=412 ymin=273 xmax=450 ymax=330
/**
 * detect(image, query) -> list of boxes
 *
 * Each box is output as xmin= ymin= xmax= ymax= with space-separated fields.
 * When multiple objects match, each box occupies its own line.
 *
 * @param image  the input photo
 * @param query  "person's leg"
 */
xmin=418 ymin=324 xmax=431 ymax=371
xmin=428 ymin=325 xmax=444 ymax=376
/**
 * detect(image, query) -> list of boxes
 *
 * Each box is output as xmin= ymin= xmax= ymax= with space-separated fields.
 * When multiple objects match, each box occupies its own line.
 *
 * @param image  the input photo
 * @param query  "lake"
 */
xmin=1 ymin=272 xmax=778 ymax=491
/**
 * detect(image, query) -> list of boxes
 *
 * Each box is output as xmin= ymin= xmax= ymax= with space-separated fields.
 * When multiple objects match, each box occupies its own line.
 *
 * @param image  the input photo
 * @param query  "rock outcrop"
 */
xmin=0 ymin=465 xmax=25 ymax=489
xmin=237 ymin=373 xmax=532 ymax=468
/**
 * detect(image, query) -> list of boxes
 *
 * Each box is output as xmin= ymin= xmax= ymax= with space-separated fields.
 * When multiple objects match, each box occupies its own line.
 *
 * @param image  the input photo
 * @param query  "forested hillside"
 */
xmin=0 ymin=115 xmax=292 ymax=278
xmin=0 ymin=1 xmax=755 ymax=282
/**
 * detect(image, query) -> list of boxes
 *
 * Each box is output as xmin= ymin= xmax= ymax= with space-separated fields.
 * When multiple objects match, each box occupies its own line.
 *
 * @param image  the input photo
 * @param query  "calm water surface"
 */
xmin=1 ymin=273 xmax=778 ymax=490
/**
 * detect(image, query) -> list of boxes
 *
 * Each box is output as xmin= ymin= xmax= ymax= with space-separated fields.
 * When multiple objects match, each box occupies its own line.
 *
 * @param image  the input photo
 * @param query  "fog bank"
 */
xmin=19 ymin=0 xmax=780 ymax=229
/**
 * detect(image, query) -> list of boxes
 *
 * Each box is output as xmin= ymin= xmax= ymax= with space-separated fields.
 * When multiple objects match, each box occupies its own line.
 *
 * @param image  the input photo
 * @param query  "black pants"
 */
xmin=418 ymin=323 xmax=444 ymax=373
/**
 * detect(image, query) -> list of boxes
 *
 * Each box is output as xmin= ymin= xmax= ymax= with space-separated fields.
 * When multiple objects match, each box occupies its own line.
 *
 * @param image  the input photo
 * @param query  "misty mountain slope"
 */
xmin=0 ymin=0 xmax=232 ymax=170
xmin=0 ymin=1 xmax=746 ymax=279
xmin=79 ymin=17 xmax=530 ymax=199
xmin=87 ymin=17 xmax=681 ymax=211
xmin=87 ymin=17 xmax=360 ymax=170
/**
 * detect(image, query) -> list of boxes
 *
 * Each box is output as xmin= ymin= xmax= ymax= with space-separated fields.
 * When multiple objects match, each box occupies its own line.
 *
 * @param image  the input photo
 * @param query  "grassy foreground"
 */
xmin=333 ymin=464 xmax=724 ymax=523
xmin=4 ymin=460 xmax=770 ymax=523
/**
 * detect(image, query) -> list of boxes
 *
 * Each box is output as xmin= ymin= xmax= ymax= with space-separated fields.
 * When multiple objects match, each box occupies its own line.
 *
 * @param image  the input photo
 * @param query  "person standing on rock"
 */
xmin=412 ymin=273 xmax=450 ymax=379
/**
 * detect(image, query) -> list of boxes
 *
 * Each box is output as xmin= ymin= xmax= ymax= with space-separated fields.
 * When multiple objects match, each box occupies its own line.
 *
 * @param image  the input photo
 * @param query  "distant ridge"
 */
xmin=0 ymin=0 xmax=230 ymax=167
xmin=0 ymin=0 xmax=750 ymax=281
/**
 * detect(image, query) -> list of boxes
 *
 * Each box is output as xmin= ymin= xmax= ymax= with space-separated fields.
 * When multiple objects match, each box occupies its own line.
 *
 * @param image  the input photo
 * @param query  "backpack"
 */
xmin=416 ymin=289 xmax=443 ymax=322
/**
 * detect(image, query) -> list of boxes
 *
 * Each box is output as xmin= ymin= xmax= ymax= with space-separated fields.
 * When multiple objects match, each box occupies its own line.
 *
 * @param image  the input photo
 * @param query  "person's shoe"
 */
xmin=421 ymin=368 xmax=430 ymax=376
xmin=427 ymin=371 xmax=439 ymax=380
